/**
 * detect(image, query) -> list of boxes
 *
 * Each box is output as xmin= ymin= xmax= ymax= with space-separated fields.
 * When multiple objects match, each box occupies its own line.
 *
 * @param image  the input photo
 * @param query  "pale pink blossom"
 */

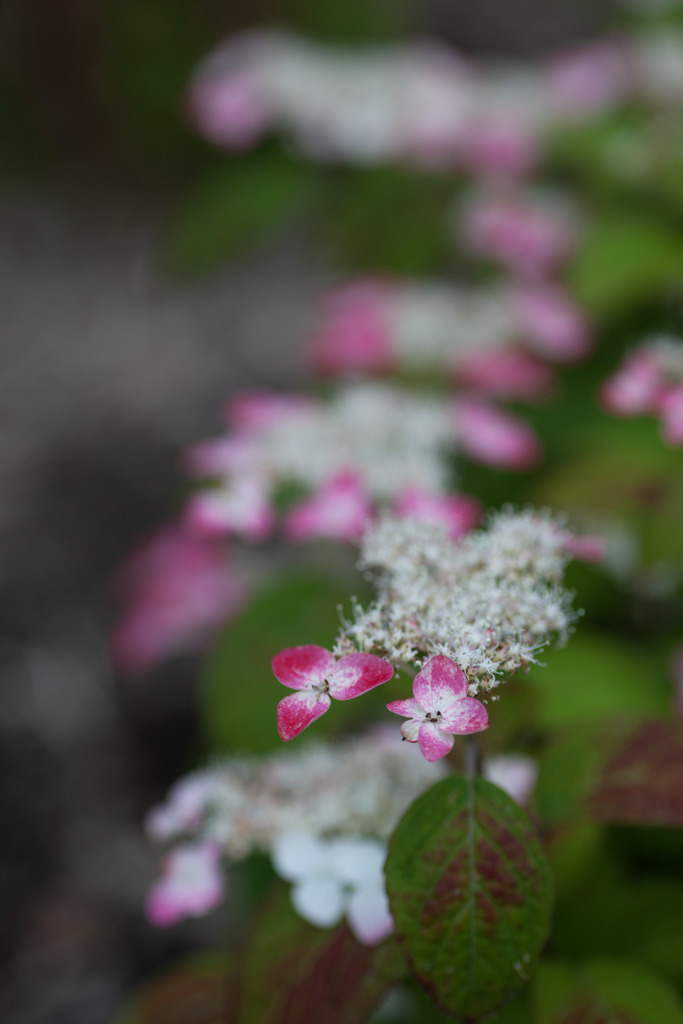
xmin=457 ymin=120 xmax=540 ymax=179
xmin=272 ymin=832 xmax=393 ymax=945
xmin=185 ymin=475 xmax=274 ymax=540
xmin=387 ymin=654 xmax=488 ymax=761
xmin=561 ymin=533 xmax=607 ymax=564
xmin=459 ymin=193 xmax=576 ymax=280
xmin=514 ymin=286 xmax=591 ymax=362
xmin=484 ymin=755 xmax=537 ymax=805
xmin=188 ymin=70 xmax=271 ymax=148
xmin=600 ymin=351 xmax=662 ymax=416
xmin=224 ymin=391 xmax=315 ymax=432
xmin=111 ymin=526 xmax=245 ymax=675
xmin=273 ymin=645 xmax=394 ymax=741
xmin=456 ymin=347 xmax=556 ymax=401
xmin=393 ymin=487 xmax=480 ymax=539
xmin=184 ymin=435 xmax=259 ymax=478
xmin=284 ymin=471 xmax=373 ymax=542
xmin=659 ymin=385 xmax=683 ymax=444
xmin=146 ymin=842 xmax=224 ymax=927
xmin=146 ymin=773 xmax=217 ymax=842
xmin=453 ymin=399 xmax=542 ymax=470
xmin=545 ymin=41 xmax=633 ymax=117
xmin=308 ymin=281 xmax=394 ymax=377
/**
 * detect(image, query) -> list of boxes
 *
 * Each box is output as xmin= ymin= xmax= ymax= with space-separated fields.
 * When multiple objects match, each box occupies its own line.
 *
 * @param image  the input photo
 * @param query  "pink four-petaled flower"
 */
xmin=273 ymin=646 xmax=394 ymax=741
xmin=387 ymin=655 xmax=489 ymax=762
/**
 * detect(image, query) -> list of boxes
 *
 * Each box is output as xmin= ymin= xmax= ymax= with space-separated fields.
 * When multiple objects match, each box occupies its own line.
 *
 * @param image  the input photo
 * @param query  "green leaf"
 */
xmin=535 ymin=958 xmax=683 ymax=1024
xmin=114 ymin=952 xmax=237 ymax=1024
xmin=526 ymin=633 xmax=669 ymax=729
xmin=385 ymin=775 xmax=554 ymax=1019
xmin=570 ymin=214 xmax=683 ymax=318
xmin=238 ymin=887 xmax=404 ymax=1024
xmin=588 ymin=720 xmax=683 ymax=827
xmin=201 ymin=574 xmax=359 ymax=753
xmin=167 ymin=151 xmax=316 ymax=274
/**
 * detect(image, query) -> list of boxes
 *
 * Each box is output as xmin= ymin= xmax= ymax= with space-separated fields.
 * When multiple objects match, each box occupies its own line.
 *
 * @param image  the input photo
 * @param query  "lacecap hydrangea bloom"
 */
xmin=183 ymin=382 xmax=534 ymax=544
xmin=308 ymin=278 xmax=590 ymax=389
xmin=187 ymin=31 xmax=633 ymax=175
xmin=145 ymin=727 xmax=445 ymax=942
xmin=337 ymin=508 xmax=584 ymax=694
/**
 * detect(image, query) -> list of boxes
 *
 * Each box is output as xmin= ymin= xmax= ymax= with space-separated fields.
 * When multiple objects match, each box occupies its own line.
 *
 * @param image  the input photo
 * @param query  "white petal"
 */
xmin=291 ymin=878 xmax=346 ymax=928
xmin=347 ymin=885 xmax=394 ymax=945
xmin=271 ymin=832 xmax=327 ymax=882
xmin=328 ymin=838 xmax=386 ymax=887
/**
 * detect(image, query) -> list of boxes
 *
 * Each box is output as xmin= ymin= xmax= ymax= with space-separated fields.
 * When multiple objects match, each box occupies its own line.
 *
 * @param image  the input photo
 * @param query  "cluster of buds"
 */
xmin=337 ymin=509 xmax=583 ymax=690
xmin=601 ymin=336 xmax=683 ymax=445
xmin=183 ymin=382 xmax=542 ymax=547
xmin=308 ymin=278 xmax=589 ymax=392
xmin=187 ymin=32 xmax=642 ymax=177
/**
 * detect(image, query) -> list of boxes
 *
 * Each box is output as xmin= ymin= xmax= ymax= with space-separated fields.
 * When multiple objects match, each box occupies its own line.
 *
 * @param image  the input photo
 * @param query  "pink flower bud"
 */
xmin=453 ymin=399 xmax=542 ymax=470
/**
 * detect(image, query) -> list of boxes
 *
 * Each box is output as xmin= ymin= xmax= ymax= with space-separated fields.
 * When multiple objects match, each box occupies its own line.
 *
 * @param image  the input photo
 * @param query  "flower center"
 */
xmin=424 ymin=710 xmax=443 ymax=724
xmin=312 ymin=678 xmax=331 ymax=698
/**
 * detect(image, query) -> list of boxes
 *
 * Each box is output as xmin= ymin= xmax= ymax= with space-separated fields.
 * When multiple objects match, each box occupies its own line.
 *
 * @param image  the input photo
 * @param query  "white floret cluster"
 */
xmin=337 ymin=509 xmax=578 ymax=692
xmin=254 ymin=383 xmax=458 ymax=499
xmin=147 ymin=725 xmax=446 ymax=860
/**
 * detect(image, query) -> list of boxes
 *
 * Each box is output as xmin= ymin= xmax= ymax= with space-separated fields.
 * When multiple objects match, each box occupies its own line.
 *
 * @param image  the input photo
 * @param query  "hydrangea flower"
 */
xmin=387 ymin=655 xmax=489 ymax=761
xmin=146 ymin=842 xmax=224 ymax=927
xmin=272 ymin=646 xmax=394 ymax=741
xmin=272 ymin=832 xmax=393 ymax=945
xmin=110 ymin=525 xmax=246 ymax=674
xmin=600 ymin=336 xmax=683 ymax=446
xmin=284 ymin=471 xmax=372 ymax=542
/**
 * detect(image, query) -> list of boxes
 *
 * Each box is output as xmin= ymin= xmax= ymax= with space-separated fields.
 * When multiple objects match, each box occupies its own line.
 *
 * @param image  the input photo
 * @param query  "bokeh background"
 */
xmin=0 ymin=1 xmax=662 ymax=1021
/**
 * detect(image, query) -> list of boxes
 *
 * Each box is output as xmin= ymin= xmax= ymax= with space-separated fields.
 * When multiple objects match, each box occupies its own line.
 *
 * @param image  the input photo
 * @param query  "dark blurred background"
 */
xmin=0 ymin=1 xmax=613 ymax=1021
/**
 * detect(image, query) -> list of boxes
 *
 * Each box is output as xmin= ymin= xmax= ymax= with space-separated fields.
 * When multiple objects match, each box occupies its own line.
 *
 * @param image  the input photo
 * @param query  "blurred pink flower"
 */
xmin=111 ymin=526 xmax=245 ymax=675
xmin=387 ymin=654 xmax=488 ymax=762
xmin=284 ymin=471 xmax=373 ymax=542
xmin=546 ymin=40 xmax=633 ymax=118
xmin=453 ymin=398 xmax=542 ymax=470
xmin=514 ymin=286 xmax=591 ymax=362
xmin=308 ymin=281 xmax=394 ymax=377
xmin=273 ymin=645 xmax=394 ymax=741
xmin=146 ymin=842 xmax=224 ymax=927
xmin=456 ymin=347 xmax=556 ymax=401
xmin=224 ymin=390 xmax=315 ymax=432
xmin=600 ymin=350 xmax=662 ymax=416
xmin=484 ymin=754 xmax=537 ymax=805
xmin=457 ymin=120 xmax=540 ymax=178
xmin=659 ymin=385 xmax=683 ymax=445
xmin=561 ymin=532 xmax=607 ymax=564
xmin=459 ymin=193 xmax=576 ymax=280
xmin=393 ymin=487 xmax=481 ymax=539
xmin=185 ymin=475 xmax=274 ymax=540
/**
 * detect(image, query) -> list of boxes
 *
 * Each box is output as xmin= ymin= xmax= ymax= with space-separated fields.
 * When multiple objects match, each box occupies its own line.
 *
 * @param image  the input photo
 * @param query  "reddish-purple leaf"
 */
xmin=237 ymin=887 xmax=404 ymax=1024
xmin=587 ymin=720 xmax=683 ymax=827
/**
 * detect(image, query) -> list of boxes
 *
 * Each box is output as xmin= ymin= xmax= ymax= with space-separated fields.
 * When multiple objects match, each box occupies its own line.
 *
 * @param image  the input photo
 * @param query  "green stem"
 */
xmin=465 ymin=735 xmax=481 ymax=779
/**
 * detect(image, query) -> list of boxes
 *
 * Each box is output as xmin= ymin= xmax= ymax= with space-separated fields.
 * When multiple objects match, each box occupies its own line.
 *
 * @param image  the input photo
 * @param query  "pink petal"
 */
xmin=393 ymin=488 xmax=481 ymax=540
xmin=277 ymin=691 xmax=332 ymax=741
xmin=386 ymin=697 xmax=423 ymax=719
xmin=272 ymin=645 xmax=336 ymax=691
xmin=454 ymin=399 xmax=541 ymax=470
xmin=284 ymin=472 xmax=373 ymax=543
xmin=413 ymin=655 xmax=468 ymax=711
xmin=438 ymin=695 xmax=490 ymax=735
xmin=418 ymin=722 xmax=455 ymax=762
xmin=400 ymin=719 xmax=421 ymax=743
xmin=328 ymin=653 xmax=394 ymax=700
xmin=307 ymin=280 xmax=394 ymax=377
xmin=456 ymin=348 xmax=556 ymax=402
